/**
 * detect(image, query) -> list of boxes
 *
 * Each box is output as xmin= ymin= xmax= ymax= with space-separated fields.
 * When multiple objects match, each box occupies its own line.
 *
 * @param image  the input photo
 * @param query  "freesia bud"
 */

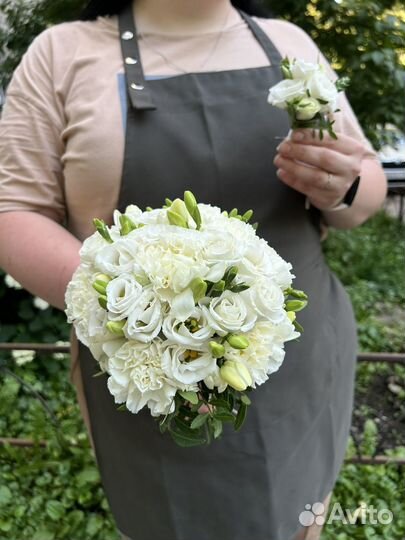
xmin=92 ymin=274 xmax=111 ymax=295
xmin=220 ymin=360 xmax=252 ymax=391
xmin=98 ymin=295 xmax=107 ymax=310
xmin=167 ymin=199 xmax=190 ymax=228
xmin=209 ymin=341 xmax=225 ymax=358
xmin=184 ymin=191 xmax=197 ymax=214
xmin=93 ymin=218 xmax=113 ymax=243
xmin=295 ymin=97 xmax=321 ymax=121
xmin=286 ymin=311 xmax=296 ymax=323
xmin=106 ymin=320 xmax=126 ymax=336
xmin=119 ymin=214 xmax=137 ymax=236
xmin=189 ymin=277 xmax=207 ymax=302
xmin=285 ymin=299 xmax=308 ymax=312
xmin=242 ymin=209 xmax=253 ymax=222
xmin=226 ymin=334 xmax=250 ymax=350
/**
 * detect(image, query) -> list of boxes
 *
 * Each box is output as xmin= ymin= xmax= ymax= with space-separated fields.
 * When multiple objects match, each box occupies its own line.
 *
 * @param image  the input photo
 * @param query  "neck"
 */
xmin=133 ymin=0 xmax=236 ymax=36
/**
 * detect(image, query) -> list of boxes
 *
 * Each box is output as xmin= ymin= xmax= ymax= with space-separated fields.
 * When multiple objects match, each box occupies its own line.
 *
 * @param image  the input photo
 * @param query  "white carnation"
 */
xmin=107 ymin=340 xmax=177 ymax=416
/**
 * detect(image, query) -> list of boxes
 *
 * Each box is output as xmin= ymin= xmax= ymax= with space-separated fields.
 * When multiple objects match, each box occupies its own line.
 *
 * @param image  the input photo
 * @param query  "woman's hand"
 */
xmin=273 ymin=129 xmax=366 ymax=211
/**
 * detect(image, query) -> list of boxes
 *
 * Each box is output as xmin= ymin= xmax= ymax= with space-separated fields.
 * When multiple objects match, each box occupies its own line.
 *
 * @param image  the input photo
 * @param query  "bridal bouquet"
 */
xmin=65 ymin=192 xmax=307 ymax=447
xmin=267 ymin=57 xmax=350 ymax=139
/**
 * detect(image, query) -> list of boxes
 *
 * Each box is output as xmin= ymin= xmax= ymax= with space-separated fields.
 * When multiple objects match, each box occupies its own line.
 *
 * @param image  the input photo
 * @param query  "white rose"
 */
xmin=295 ymin=97 xmax=322 ymax=121
xmin=267 ymin=79 xmax=307 ymax=109
xmin=107 ymin=340 xmax=178 ymax=416
xmin=161 ymin=344 xmax=217 ymax=386
xmin=306 ymin=71 xmax=338 ymax=111
xmin=245 ymin=279 xmax=285 ymax=323
xmin=94 ymin=237 xmax=139 ymax=276
xmin=124 ymin=287 xmax=163 ymax=342
xmin=79 ymin=232 xmax=110 ymax=266
xmin=290 ymin=59 xmax=320 ymax=80
xmin=200 ymin=290 xmax=257 ymax=336
xmin=106 ymin=273 xmax=143 ymax=321
xmin=162 ymin=306 xmax=215 ymax=349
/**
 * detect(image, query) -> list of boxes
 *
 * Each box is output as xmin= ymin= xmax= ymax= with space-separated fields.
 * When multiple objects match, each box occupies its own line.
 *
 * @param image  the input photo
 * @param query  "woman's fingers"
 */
xmin=276 ymin=141 xmax=361 ymax=179
xmin=289 ymin=129 xmax=367 ymax=157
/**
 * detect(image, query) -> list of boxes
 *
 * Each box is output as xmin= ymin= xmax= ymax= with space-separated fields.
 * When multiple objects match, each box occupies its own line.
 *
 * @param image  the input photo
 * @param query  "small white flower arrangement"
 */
xmin=268 ymin=58 xmax=350 ymax=139
xmin=65 ymin=192 xmax=307 ymax=446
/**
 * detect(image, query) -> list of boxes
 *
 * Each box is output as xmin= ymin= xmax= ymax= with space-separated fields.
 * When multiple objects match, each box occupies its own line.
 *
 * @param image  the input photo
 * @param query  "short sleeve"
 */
xmin=0 ymin=28 xmax=66 ymax=223
xmin=258 ymin=18 xmax=379 ymax=161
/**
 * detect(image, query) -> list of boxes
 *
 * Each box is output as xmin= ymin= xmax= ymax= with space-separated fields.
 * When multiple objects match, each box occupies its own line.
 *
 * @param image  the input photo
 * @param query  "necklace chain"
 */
xmin=137 ymin=7 xmax=234 ymax=75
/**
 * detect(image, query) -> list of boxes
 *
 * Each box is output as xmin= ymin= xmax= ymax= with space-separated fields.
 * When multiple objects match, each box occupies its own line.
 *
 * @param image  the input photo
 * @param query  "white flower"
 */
xmin=224 ymin=319 xmax=298 ymax=388
xmin=203 ymin=366 xmax=228 ymax=393
xmin=4 ymin=274 xmax=22 ymax=290
xmin=267 ymin=79 xmax=307 ymax=109
xmin=162 ymin=306 xmax=215 ymax=349
xmin=65 ymin=266 xmax=99 ymax=346
xmin=124 ymin=287 xmax=163 ymax=343
xmin=80 ymin=230 xmax=119 ymax=266
xmin=245 ymin=279 xmax=285 ymax=323
xmin=290 ymin=59 xmax=320 ymax=81
xmin=107 ymin=340 xmax=177 ymax=416
xmin=12 ymin=349 xmax=35 ymax=366
xmin=52 ymin=341 xmax=70 ymax=360
xmin=295 ymin=97 xmax=322 ymax=121
xmin=306 ymin=71 xmax=338 ymax=112
xmin=161 ymin=344 xmax=217 ymax=386
xmin=94 ymin=237 xmax=139 ymax=276
xmin=106 ymin=273 xmax=143 ymax=321
xmin=200 ymin=290 xmax=257 ymax=336
xmin=33 ymin=297 xmax=50 ymax=310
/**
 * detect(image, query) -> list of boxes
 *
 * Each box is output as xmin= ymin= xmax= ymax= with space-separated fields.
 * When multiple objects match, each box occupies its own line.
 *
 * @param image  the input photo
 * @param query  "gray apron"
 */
xmin=78 ymin=6 xmax=357 ymax=539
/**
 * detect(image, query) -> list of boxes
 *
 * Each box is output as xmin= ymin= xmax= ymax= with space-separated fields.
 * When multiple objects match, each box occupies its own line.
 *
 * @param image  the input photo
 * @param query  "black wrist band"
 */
xmin=343 ymin=175 xmax=361 ymax=206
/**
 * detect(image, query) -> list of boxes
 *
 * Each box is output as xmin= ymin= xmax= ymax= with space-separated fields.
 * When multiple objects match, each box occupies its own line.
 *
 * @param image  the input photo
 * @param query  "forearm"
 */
xmin=0 ymin=211 xmax=81 ymax=310
xmin=321 ymin=159 xmax=387 ymax=229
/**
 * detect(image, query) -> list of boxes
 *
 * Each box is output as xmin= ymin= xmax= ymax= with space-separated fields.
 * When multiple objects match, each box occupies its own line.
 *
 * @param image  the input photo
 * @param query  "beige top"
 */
xmin=0 ymin=11 xmax=377 ymax=241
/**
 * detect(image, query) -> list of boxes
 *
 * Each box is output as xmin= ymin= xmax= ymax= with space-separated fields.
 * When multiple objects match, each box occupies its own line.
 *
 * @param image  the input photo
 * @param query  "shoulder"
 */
xmin=251 ymin=17 xmax=322 ymax=63
xmin=20 ymin=16 xmax=118 ymax=73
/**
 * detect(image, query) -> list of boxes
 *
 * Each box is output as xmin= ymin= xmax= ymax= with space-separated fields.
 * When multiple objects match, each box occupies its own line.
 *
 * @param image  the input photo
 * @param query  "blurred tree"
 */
xmin=0 ymin=0 xmax=404 ymax=148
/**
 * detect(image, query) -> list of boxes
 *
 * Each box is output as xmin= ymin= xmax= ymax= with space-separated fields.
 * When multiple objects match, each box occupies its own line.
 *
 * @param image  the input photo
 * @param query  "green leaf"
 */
xmin=190 ymin=413 xmax=209 ymax=429
xmin=169 ymin=428 xmax=207 ymax=447
xmin=235 ymin=402 xmax=248 ymax=431
xmin=0 ymin=486 xmax=12 ymax=506
xmin=212 ymin=418 xmax=223 ymax=439
xmin=46 ymin=500 xmax=65 ymax=521
xmin=76 ymin=467 xmax=100 ymax=487
xmin=213 ymin=408 xmax=235 ymax=422
xmin=178 ymin=390 xmax=199 ymax=405
xmin=33 ymin=528 xmax=55 ymax=540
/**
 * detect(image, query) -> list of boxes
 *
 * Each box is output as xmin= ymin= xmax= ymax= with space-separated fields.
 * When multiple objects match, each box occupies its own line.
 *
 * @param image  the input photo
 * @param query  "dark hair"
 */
xmin=80 ymin=0 xmax=271 ymax=20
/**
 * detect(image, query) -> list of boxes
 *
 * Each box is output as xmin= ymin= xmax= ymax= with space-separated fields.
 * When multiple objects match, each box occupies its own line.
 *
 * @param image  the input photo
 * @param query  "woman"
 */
xmin=0 ymin=1 xmax=387 ymax=539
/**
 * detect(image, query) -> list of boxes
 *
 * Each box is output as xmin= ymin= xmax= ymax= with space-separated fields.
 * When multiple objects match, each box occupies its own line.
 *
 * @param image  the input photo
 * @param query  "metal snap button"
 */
xmin=130 ymin=83 xmax=144 ymax=91
xmin=125 ymin=57 xmax=138 ymax=65
xmin=121 ymin=31 xmax=134 ymax=40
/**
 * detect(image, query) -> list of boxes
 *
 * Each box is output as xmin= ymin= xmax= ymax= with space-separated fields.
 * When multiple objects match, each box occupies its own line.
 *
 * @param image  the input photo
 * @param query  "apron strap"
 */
xmin=237 ymin=9 xmax=283 ymax=70
xmin=117 ymin=5 xmax=283 ymax=111
xmin=118 ymin=3 xmax=156 ymax=111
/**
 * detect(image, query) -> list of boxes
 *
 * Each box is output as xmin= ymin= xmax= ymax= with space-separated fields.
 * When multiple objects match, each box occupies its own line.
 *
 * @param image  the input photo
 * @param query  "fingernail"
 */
xmin=292 ymin=131 xmax=305 ymax=141
xmin=279 ymin=142 xmax=291 ymax=154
